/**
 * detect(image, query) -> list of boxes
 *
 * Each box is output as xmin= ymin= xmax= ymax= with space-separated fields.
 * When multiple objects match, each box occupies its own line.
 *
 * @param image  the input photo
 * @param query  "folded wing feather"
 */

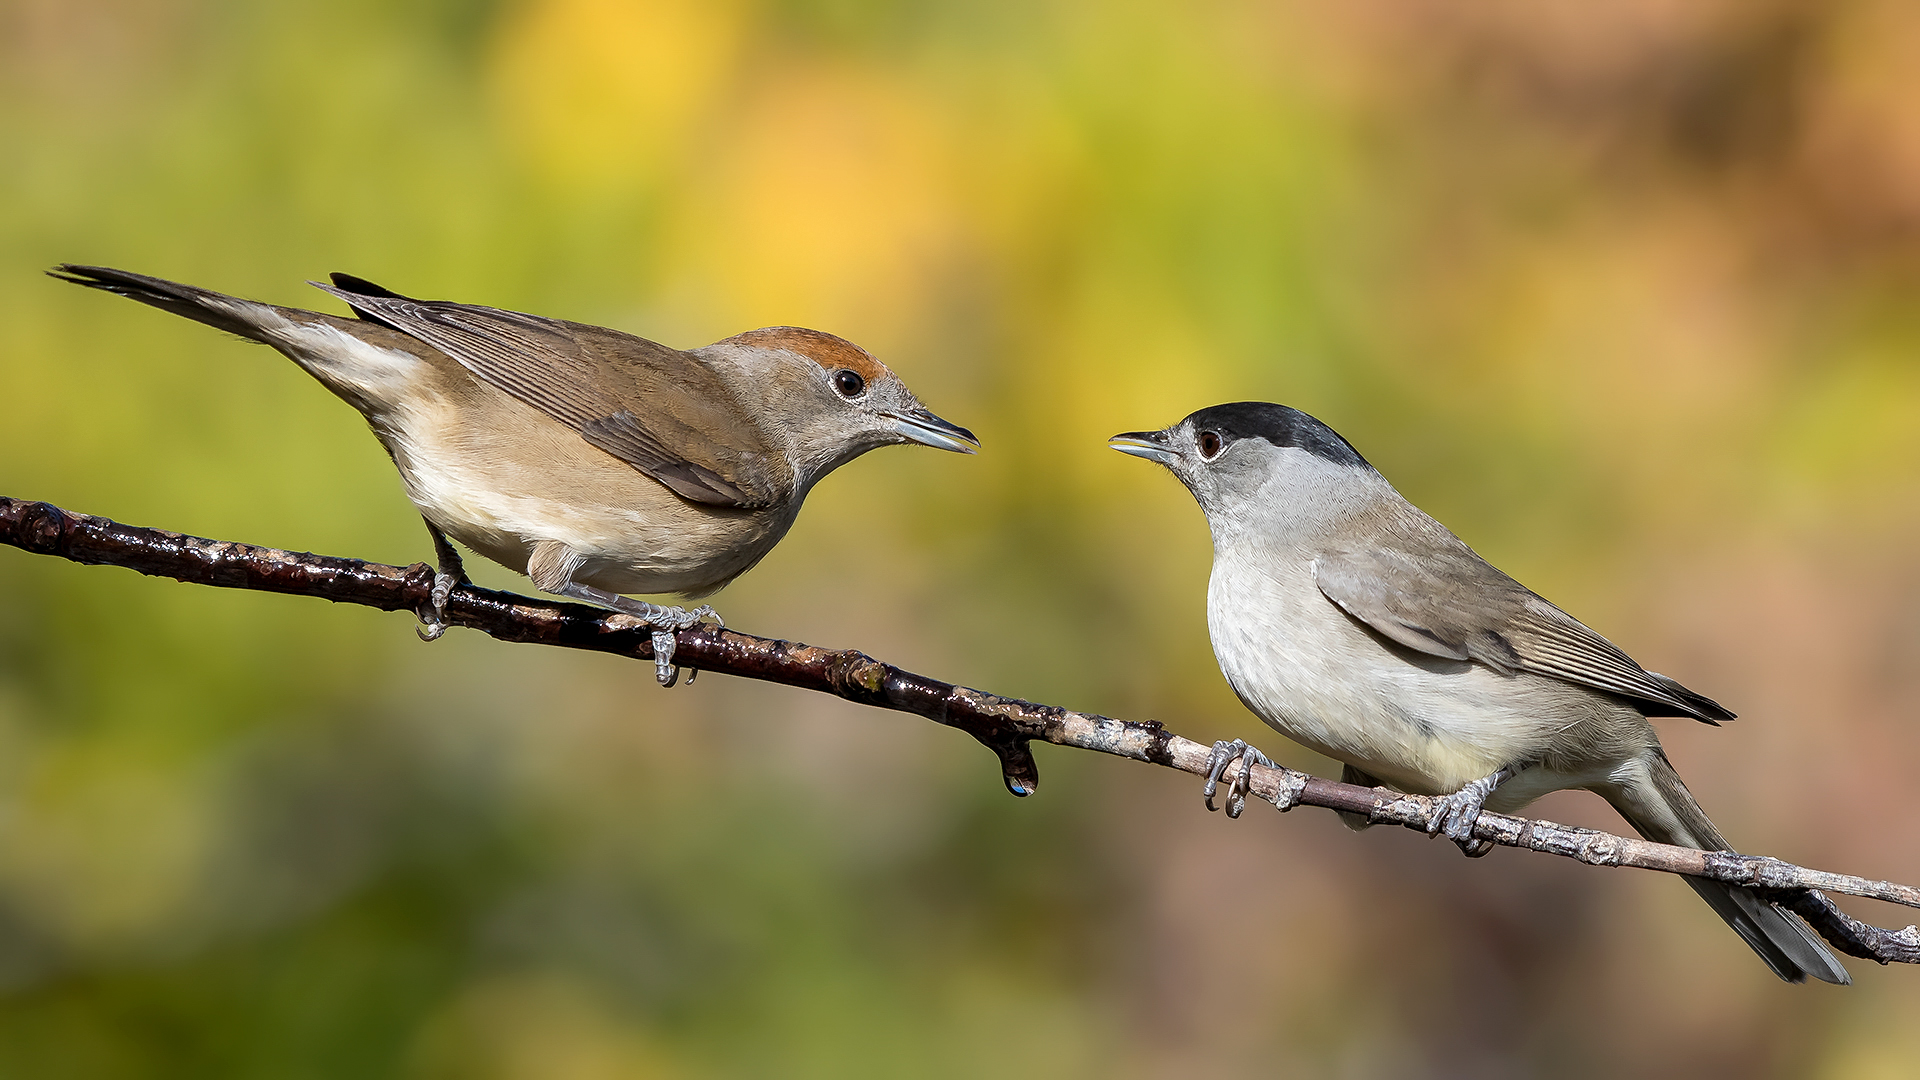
xmin=315 ymin=280 xmax=788 ymax=509
xmin=1314 ymin=539 xmax=1734 ymax=724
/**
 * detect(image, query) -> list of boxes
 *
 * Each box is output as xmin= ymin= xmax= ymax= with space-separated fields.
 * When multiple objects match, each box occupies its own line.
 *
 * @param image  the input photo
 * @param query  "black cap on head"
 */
xmin=1183 ymin=402 xmax=1369 ymax=469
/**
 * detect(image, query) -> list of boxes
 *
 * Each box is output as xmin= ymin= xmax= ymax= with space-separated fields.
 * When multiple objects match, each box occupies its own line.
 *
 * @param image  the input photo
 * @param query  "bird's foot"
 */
xmin=1203 ymin=739 xmax=1276 ymax=819
xmin=417 ymin=521 xmax=470 ymax=642
xmin=625 ymin=603 xmax=721 ymax=685
xmin=555 ymin=582 xmax=722 ymax=686
xmin=1427 ymin=764 xmax=1522 ymax=857
xmin=415 ymin=567 xmax=465 ymax=642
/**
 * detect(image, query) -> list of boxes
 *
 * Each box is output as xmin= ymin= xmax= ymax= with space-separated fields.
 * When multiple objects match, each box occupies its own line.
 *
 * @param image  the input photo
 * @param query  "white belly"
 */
xmin=1205 ymin=549 xmax=1631 ymax=800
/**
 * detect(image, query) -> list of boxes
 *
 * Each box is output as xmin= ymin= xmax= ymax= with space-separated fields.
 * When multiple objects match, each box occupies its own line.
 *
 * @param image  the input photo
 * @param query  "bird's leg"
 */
xmin=1203 ymin=739 xmax=1276 ymax=819
xmin=553 ymin=581 xmax=722 ymax=686
xmin=416 ymin=520 xmax=469 ymax=642
xmin=1428 ymin=762 xmax=1529 ymax=857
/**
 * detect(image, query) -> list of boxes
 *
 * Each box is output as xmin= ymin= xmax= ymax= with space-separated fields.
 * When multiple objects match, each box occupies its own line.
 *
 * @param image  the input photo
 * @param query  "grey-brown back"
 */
xmin=315 ymin=278 xmax=793 ymax=510
xmin=1312 ymin=505 xmax=1735 ymax=724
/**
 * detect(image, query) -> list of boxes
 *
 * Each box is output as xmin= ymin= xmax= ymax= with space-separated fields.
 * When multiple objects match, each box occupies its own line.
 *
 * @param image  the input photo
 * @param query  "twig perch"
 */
xmin=3 ymin=495 xmax=1916 ymax=967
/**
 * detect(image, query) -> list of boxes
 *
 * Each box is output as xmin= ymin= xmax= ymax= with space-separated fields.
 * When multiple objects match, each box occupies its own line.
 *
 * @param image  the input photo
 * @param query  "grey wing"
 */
xmin=314 ymin=279 xmax=786 ymax=508
xmin=1314 ymin=542 xmax=1735 ymax=724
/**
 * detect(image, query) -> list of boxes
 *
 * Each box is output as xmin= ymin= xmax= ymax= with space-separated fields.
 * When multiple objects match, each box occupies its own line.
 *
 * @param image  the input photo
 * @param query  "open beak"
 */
xmin=1109 ymin=429 xmax=1178 ymax=466
xmin=890 ymin=408 xmax=979 ymax=454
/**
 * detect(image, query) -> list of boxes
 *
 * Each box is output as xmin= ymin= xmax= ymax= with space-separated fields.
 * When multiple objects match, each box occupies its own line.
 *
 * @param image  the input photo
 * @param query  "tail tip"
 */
xmin=47 ymin=263 xmax=99 ymax=285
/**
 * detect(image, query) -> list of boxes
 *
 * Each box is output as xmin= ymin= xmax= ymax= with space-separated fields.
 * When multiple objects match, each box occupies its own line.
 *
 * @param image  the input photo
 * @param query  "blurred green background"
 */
xmin=3 ymin=0 xmax=1919 ymax=1075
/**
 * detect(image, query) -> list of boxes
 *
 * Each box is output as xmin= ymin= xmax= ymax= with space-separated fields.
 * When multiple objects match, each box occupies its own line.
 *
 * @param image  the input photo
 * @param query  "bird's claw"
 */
xmin=1427 ymin=765 xmax=1519 ymax=856
xmin=648 ymin=605 xmax=721 ymax=685
xmin=553 ymin=582 xmax=723 ymax=687
xmin=415 ymin=568 xmax=465 ymax=642
xmin=1203 ymin=739 xmax=1275 ymax=819
xmin=417 ymin=522 xmax=468 ymax=643
xmin=665 ymin=604 xmax=721 ymax=630
xmin=652 ymin=630 xmax=679 ymax=686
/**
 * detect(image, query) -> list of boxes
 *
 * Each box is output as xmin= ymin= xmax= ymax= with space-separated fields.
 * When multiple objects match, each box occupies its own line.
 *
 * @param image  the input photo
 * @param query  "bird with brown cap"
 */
xmin=54 ymin=265 xmax=977 ymax=684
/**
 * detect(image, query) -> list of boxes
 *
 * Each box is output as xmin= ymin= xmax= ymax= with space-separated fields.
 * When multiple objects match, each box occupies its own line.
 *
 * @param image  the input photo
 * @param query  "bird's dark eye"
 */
xmin=1197 ymin=430 xmax=1223 ymax=459
xmin=833 ymin=369 xmax=866 ymax=398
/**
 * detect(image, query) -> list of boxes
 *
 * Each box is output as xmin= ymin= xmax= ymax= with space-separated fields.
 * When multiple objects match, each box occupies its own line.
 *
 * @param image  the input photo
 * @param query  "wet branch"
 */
xmin=3 ymin=495 xmax=1916 ymax=968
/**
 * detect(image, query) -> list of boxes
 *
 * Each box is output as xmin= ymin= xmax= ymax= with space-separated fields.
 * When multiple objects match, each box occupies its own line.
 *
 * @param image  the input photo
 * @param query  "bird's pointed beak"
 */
xmin=890 ymin=408 xmax=979 ymax=454
xmin=1109 ymin=429 xmax=1178 ymax=466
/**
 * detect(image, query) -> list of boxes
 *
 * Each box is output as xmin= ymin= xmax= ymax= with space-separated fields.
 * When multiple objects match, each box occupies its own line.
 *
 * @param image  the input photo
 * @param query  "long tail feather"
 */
xmin=1605 ymin=752 xmax=1849 ymax=985
xmin=49 ymin=264 xmax=288 ymax=343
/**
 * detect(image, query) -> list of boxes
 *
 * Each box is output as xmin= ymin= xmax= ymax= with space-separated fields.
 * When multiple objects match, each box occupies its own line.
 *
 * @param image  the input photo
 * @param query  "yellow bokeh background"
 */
xmin=2 ymin=0 xmax=1918 ymax=1075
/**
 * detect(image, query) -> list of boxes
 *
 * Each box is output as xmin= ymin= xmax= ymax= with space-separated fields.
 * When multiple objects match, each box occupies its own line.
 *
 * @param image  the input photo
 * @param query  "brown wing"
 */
xmin=316 ymin=276 xmax=789 ymax=508
xmin=1313 ymin=538 xmax=1734 ymax=724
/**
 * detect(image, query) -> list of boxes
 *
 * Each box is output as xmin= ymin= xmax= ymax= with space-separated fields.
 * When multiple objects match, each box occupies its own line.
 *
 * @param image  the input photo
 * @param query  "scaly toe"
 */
xmin=1227 ymin=744 xmax=1274 ymax=819
xmin=1444 ymin=806 xmax=1480 ymax=844
xmin=1202 ymin=740 xmax=1240 ymax=814
xmin=651 ymin=629 xmax=678 ymax=687
xmin=416 ymin=570 xmax=463 ymax=642
xmin=414 ymin=596 xmax=452 ymax=641
xmin=1202 ymin=739 xmax=1273 ymax=818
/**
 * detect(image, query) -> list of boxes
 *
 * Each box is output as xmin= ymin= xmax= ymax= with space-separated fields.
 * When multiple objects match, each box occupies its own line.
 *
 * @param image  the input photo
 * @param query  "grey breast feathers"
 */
xmin=1312 ymin=527 xmax=1735 ymax=725
xmin=316 ymin=275 xmax=791 ymax=509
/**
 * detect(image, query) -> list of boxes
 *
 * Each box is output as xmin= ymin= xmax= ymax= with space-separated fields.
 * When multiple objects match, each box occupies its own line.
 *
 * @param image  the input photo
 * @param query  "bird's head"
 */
xmin=702 ymin=326 xmax=977 ymax=486
xmin=1110 ymin=401 xmax=1380 ymax=540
